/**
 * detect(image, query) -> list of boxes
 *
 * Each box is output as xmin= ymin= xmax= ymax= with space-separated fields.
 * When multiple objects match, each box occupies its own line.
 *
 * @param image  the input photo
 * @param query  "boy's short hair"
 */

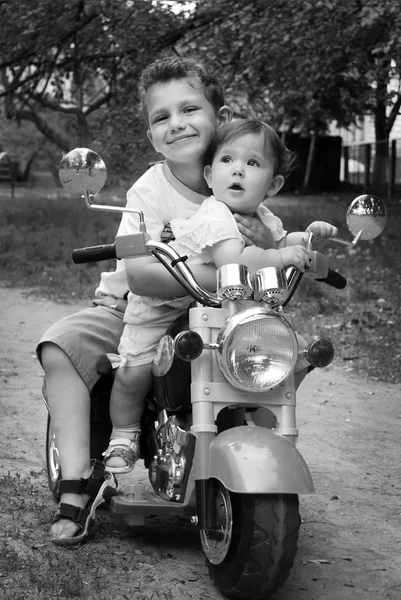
xmin=205 ymin=118 xmax=295 ymax=178
xmin=139 ymin=56 xmax=225 ymax=123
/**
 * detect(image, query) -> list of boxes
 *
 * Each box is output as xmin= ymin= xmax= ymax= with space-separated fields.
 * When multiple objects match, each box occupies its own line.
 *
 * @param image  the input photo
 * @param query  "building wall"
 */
xmin=330 ymin=114 xmax=401 ymax=145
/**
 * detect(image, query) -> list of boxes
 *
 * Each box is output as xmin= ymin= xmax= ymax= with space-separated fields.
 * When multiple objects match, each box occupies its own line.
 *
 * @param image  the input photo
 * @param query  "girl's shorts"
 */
xmin=107 ymin=308 xmax=186 ymax=369
xmin=36 ymin=304 xmax=125 ymax=391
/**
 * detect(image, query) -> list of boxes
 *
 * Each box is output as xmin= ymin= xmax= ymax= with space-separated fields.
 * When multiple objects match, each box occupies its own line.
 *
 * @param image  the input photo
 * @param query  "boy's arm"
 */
xmin=233 ymin=213 xmax=276 ymax=249
xmin=126 ymin=256 xmax=217 ymax=297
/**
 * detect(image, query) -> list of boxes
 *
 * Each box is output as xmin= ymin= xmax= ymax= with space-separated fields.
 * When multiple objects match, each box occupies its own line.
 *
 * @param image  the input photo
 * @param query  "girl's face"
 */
xmin=204 ymin=131 xmax=284 ymax=214
xmin=146 ymin=78 xmax=229 ymax=169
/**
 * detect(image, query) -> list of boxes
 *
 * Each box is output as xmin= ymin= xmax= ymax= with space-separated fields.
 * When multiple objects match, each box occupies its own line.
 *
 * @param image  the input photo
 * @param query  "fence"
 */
xmin=341 ymin=139 xmax=401 ymax=198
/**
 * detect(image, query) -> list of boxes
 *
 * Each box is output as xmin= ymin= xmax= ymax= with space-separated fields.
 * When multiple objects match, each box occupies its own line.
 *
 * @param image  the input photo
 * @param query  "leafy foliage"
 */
xmin=0 ymin=0 xmax=180 ymax=171
xmin=2 ymin=1 xmax=401 ymax=184
xmin=177 ymin=1 xmax=401 ymax=137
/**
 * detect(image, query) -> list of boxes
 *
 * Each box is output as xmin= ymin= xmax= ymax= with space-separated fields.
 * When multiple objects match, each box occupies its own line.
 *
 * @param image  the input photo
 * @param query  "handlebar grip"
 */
xmin=72 ymin=243 xmax=117 ymax=264
xmin=316 ymin=268 xmax=347 ymax=289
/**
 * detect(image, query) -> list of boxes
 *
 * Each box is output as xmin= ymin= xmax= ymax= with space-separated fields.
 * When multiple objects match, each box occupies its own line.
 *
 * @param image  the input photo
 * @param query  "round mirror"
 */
xmin=346 ymin=194 xmax=387 ymax=240
xmin=59 ymin=148 xmax=107 ymax=195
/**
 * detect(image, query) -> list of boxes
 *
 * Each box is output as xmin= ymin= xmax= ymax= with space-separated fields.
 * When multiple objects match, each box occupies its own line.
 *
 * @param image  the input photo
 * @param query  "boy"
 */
xmin=38 ymin=56 xmax=273 ymax=545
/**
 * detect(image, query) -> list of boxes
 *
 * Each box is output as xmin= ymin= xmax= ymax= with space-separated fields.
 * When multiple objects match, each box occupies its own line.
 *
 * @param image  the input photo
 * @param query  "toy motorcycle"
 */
xmin=44 ymin=148 xmax=387 ymax=600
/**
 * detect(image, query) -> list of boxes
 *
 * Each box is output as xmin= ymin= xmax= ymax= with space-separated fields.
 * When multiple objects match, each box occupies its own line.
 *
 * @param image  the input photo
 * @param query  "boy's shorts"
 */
xmin=36 ymin=304 xmax=125 ymax=391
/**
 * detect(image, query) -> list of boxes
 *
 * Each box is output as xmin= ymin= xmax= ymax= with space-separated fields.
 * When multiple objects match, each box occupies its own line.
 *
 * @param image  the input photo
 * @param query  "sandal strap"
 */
xmin=102 ymin=437 xmax=140 ymax=465
xmin=53 ymin=502 xmax=90 ymax=532
xmin=56 ymin=459 xmax=105 ymax=497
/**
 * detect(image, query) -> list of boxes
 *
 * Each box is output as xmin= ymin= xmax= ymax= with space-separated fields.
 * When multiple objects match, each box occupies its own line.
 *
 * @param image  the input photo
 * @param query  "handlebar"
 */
xmin=72 ymin=234 xmax=347 ymax=307
xmin=72 ymin=243 xmax=117 ymax=264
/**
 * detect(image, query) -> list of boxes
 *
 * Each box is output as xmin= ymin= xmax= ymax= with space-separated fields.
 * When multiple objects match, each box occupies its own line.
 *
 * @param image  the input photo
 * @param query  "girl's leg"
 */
xmin=110 ymin=363 xmax=152 ymax=426
xmin=41 ymin=342 xmax=92 ymax=540
xmin=104 ymin=363 xmax=152 ymax=471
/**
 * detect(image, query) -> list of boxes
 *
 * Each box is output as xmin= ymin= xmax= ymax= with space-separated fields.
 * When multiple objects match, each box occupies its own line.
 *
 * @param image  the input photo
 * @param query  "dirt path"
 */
xmin=0 ymin=285 xmax=400 ymax=600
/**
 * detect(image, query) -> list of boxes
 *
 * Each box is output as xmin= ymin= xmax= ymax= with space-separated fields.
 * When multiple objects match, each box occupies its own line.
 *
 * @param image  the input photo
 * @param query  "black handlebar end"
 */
xmin=316 ymin=268 xmax=347 ymax=289
xmin=72 ymin=243 xmax=117 ymax=264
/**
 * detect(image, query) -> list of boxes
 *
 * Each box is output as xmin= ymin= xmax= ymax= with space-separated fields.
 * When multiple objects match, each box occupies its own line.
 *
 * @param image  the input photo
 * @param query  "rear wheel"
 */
xmin=45 ymin=376 xmax=112 ymax=502
xmin=46 ymin=414 xmax=61 ymax=502
xmin=200 ymin=481 xmax=300 ymax=600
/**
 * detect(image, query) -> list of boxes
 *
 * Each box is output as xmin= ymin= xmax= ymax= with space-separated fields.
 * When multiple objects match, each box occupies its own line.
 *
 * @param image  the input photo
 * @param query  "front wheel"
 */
xmin=200 ymin=481 xmax=300 ymax=600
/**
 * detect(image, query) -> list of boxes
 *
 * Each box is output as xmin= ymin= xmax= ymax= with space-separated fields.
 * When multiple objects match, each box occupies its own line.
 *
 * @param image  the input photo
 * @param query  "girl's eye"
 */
xmin=221 ymin=156 xmax=232 ymax=163
xmin=248 ymin=159 xmax=259 ymax=167
xmin=153 ymin=115 xmax=167 ymax=124
xmin=184 ymin=106 xmax=198 ymax=113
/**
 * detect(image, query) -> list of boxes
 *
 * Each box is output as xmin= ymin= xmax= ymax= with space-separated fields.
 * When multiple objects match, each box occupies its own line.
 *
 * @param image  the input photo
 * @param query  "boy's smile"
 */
xmin=167 ymin=133 xmax=198 ymax=146
xmin=145 ymin=78 xmax=220 ymax=168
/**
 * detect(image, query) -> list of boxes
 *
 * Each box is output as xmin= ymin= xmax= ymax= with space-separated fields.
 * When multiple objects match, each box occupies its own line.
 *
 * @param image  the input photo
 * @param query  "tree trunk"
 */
xmin=372 ymin=72 xmax=389 ymax=192
xmin=302 ymin=132 xmax=317 ymax=192
xmin=371 ymin=137 xmax=389 ymax=192
xmin=76 ymin=111 xmax=92 ymax=148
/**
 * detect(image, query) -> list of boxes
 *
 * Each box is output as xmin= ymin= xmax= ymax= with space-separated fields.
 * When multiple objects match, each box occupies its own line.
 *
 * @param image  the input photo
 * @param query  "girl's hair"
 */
xmin=205 ymin=118 xmax=295 ymax=177
xmin=139 ymin=56 xmax=225 ymax=123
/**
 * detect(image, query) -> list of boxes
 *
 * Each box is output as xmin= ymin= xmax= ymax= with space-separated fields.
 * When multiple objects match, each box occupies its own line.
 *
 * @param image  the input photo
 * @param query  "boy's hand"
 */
xmin=304 ymin=221 xmax=338 ymax=241
xmin=279 ymin=245 xmax=311 ymax=271
xmin=234 ymin=213 xmax=275 ymax=249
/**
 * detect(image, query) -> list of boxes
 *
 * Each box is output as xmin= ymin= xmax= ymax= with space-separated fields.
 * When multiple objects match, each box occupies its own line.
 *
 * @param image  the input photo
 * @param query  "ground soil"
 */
xmin=1 ymin=284 xmax=400 ymax=600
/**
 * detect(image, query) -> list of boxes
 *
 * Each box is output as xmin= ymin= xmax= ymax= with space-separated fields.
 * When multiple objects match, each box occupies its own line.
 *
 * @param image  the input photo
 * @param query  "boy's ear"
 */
xmin=203 ymin=165 xmax=212 ymax=188
xmin=147 ymin=129 xmax=157 ymax=151
xmin=266 ymin=174 xmax=285 ymax=197
xmin=217 ymin=105 xmax=233 ymax=127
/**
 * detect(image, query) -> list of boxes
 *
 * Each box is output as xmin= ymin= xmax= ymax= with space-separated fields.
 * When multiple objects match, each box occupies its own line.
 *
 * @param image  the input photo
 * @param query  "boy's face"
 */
xmin=204 ymin=131 xmax=284 ymax=214
xmin=146 ymin=78 xmax=227 ymax=168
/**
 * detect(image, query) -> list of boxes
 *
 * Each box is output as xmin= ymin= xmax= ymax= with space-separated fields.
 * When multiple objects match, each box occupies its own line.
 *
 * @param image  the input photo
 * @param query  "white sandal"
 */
xmin=102 ymin=435 xmax=140 ymax=474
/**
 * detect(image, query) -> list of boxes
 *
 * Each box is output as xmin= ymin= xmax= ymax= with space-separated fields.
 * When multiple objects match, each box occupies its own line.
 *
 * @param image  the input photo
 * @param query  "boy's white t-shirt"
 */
xmin=95 ymin=162 xmax=206 ymax=300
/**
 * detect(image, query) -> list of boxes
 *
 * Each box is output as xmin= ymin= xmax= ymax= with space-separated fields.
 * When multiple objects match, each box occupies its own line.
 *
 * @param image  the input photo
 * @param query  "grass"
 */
xmin=0 ymin=471 xmax=205 ymax=600
xmin=0 ymin=184 xmax=400 ymax=383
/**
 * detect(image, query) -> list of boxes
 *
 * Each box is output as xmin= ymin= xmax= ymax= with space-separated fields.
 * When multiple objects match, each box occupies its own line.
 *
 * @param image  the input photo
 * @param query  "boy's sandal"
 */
xmin=102 ymin=436 xmax=140 ymax=474
xmin=51 ymin=459 xmax=117 ymax=547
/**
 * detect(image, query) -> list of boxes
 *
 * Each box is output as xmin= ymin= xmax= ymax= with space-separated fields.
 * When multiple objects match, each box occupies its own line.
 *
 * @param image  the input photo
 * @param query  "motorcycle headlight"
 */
xmin=215 ymin=308 xmax=297 ymax=391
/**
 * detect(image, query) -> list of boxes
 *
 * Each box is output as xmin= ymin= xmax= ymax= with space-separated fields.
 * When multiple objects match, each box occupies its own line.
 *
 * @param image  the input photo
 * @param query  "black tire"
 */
xmin=200 ymin=482 xmax=300 ymax=600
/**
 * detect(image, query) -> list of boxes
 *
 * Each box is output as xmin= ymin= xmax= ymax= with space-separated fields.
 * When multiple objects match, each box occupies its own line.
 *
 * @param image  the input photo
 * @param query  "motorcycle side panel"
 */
xmin=152 ymin=312 xmax=192 ymax=413
xmin=208 ymin=426 xmax=315 ymax=494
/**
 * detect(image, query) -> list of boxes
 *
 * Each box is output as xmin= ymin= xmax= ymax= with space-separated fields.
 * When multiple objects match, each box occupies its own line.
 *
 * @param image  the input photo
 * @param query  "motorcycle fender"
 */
xmin=208 ymin=426 xmax=314 ymax=494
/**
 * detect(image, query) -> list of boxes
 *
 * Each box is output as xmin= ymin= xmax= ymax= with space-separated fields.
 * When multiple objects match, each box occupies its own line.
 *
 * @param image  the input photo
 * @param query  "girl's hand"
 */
xmin=304 ymin=221 xmax=338 ymax=240
xmin=279 ymin=245 xmax=311 ymax=271
xmin=234 ymin=213 xmax=276 ymax=249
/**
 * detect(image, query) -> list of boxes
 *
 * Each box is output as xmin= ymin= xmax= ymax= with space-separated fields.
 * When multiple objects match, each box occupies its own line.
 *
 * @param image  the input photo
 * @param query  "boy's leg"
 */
xmin=41 ymin=343 xmax=92 ymax=540
xmin=37 ymin=304 xmax=125 ymax=540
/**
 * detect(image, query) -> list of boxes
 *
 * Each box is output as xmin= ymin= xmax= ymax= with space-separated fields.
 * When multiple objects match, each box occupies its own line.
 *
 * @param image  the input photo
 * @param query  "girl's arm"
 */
xmin=279 ymin=221 xmax=339 ymax=248
xmin=209 ymin=239 xmax=310 ymax=272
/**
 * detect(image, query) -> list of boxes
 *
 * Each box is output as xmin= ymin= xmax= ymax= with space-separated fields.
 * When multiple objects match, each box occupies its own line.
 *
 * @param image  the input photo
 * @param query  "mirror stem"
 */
xmin=329 ymin=228 xmax=363 ymax=247
xmin=329 ymin=237 xmax=354 ymax=246
xmin=83 ymin=190 xmax=147 ymax=232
